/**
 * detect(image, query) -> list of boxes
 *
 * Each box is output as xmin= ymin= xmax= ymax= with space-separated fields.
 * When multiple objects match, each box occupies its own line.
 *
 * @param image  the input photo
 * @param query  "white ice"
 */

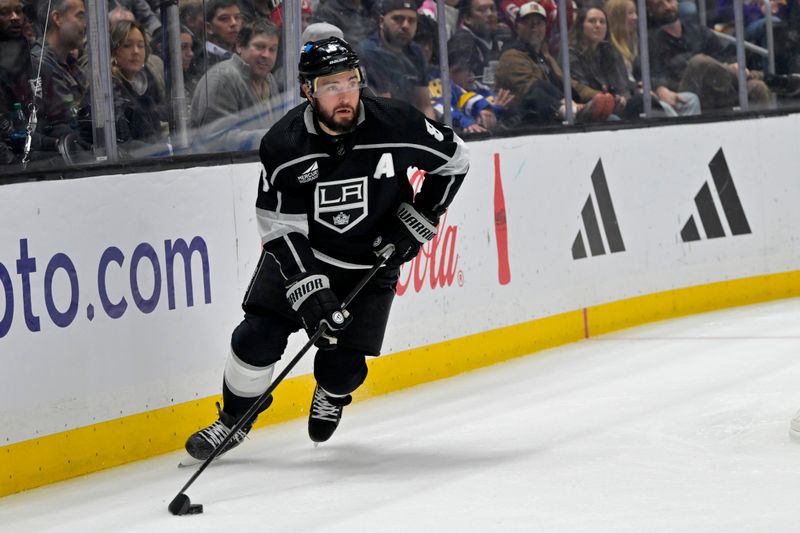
xmin=2 ymin=298 xmax=800 ymax=533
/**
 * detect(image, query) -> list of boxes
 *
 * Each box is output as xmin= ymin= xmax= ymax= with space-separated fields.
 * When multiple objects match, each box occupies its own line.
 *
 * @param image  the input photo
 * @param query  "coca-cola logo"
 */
xmin=396 ymin=168 xmax=462 ymax=296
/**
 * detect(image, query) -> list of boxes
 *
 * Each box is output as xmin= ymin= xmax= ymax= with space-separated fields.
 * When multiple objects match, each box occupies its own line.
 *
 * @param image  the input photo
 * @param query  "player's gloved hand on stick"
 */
xmin=286 ymin=273 xmax=352 ymax=350
xmin=373 ymin=202 xmax=438 ymax=268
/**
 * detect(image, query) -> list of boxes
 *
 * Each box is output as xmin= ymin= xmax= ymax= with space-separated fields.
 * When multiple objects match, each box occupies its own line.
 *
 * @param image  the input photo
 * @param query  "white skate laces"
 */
xmin=198 ymin=403 xmax=249 ymax=448
xmin=310 ymin=387 xmax=341 ymax=422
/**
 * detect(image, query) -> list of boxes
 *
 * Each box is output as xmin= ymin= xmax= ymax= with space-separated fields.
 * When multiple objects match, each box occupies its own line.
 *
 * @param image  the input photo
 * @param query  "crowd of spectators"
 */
xmin=1 ymin=0 xmax=799 ymax=168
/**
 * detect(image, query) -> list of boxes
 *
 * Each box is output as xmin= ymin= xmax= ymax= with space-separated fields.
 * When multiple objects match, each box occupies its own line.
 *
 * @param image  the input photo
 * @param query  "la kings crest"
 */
xmin=314 ymin=176 xmax=368 ymax=233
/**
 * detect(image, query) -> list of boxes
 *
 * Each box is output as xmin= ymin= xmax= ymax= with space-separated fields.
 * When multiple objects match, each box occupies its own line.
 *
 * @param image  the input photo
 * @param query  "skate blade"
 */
xmin=178 ymin=454 xmax=203 ymax=468
xmin=178 ymin=451 xmax=228 ymax=468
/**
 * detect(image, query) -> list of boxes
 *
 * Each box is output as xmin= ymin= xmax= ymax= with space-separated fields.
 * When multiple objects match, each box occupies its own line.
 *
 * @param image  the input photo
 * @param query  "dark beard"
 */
xmin=316 ymin=105 xmax=357 ymax=134
xmin=651 ymin=9 xmax=679 ymax=26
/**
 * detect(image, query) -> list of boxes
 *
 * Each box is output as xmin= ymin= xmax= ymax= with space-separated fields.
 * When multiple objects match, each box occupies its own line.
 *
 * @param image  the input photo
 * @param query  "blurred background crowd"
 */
xmin=1 ymin=0 xmax=798 ymax=171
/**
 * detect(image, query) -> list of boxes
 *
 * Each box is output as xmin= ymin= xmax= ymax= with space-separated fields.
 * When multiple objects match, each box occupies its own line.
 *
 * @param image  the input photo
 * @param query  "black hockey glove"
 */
xmin=286 ymin=273 xmax=353 ymax=350
xmin=373 ymin=202 xmax=438 ymax=268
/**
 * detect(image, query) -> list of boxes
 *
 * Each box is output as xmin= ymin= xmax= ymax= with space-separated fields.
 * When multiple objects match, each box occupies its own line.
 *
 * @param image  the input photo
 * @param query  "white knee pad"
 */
xmin=223 ymin=349 xmax=275 ymax=399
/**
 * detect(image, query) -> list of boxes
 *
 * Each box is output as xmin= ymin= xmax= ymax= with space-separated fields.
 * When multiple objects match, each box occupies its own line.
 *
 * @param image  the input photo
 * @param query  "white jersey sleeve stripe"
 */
xmin=284 ymin=235 xmax=306 ymax=274
xmin=256 ymin=208 xmax=310 ymax=244
xmin=431 ymin=132 xmax=470 ymax=175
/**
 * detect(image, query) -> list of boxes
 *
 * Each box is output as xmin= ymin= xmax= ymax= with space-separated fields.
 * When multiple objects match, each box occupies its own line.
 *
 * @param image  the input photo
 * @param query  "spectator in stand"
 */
xmin=190 ymin=18 xmax=281 ymax=151
xmin=495 ymin=1 xmax=615 ymax=125
xmin=606 ymin=0 xmax=700 ymax=116
xmin=180 ymin=0 xmax=205 ymax=38
xmin=109 ymin=20 xmax=168 ymax=148
xmin=569 ymin=4 xmax=647 ymax=119
xmin=647 ymin=0 xmax=771 ymax=111
xmin=360 ymin=0 xmax=435 ymax=118
xmin=198 ymin=0 xmax=242 ymax=71
xmin=239 ymin=0 xmax=283 ymax=26
xmin=311 ymin=0 xmax=378 ymax=44
xmin=448 ymin=0 xmax=505 ymax=85
xmin=414 ymin=12 xmax=513 ymax=133
xmin=0 ymin=0 xmax=32 ymax=163
xmin=108 ymin=0 xmax=161 ymax=35
xmin=32 ymin=0 xmax=91 ymax=145
xmin=418 ymin=0 xmax=461 ymax=38
xmin=500 ymin=0 xmax=574 ymax=56
xmin=150 ymin=24 xmax=198 ymax=97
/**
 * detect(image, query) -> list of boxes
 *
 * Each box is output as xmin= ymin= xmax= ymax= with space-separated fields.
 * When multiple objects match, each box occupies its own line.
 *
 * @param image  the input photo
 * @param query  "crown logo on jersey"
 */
xmin=298 ymin=161 xmax=319 ymax=183
xmin=333 ymin=212 xmax=350 ymax=226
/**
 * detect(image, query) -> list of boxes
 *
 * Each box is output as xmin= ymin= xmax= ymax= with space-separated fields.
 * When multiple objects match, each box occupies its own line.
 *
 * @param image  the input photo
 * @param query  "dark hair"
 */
xmin=573 ymin=4 xmax=609 ymax=52
xmin=37 ymin=0 xmax=71 ymax=35
xmin=109 ymin=19 xmax=150 ymax=77
xmin=237 ymin=18 xmax=280 ymax=48
xmin=413 ymin=13 xmax=439 ymax=63
xmin=180 ymin=0 xmax=203 ymax=21
xmin=205 ymin=0 xmax=239 ymax=22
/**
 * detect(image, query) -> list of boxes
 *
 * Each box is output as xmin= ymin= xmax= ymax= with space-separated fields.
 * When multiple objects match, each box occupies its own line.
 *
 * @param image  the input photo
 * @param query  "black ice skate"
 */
xmin=183 ymin=402 xmax=256 ymax=464
xmin=308 ymin=385 xmax=352 ymax=443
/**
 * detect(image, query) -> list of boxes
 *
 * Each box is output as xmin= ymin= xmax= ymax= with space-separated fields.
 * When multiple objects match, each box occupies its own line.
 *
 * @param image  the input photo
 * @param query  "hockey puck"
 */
xmin=168 ymin=493 xmax=204 ymax=515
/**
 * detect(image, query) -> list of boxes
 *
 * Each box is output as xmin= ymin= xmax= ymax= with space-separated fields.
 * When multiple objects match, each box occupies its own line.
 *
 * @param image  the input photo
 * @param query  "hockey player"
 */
xmin=184 ymin=37 xmax=470 ymax=460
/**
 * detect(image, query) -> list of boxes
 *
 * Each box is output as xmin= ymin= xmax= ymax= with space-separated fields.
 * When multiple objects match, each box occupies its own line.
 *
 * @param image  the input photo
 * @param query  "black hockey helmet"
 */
xmin=298 ymin=37 xmax=362 ymax=93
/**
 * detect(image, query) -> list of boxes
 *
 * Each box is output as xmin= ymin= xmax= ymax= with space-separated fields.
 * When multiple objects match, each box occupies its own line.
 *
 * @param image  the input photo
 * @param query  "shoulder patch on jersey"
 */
xmin=298 ymin=161 xmax=319 ymax=183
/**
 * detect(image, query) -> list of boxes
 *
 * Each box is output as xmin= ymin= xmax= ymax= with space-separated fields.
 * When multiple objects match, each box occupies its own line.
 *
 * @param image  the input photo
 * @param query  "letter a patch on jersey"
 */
xmin=314 ymin=176 xmax=368 ymax=233
xmin=373 ymin=152 xmax=395 ymax=179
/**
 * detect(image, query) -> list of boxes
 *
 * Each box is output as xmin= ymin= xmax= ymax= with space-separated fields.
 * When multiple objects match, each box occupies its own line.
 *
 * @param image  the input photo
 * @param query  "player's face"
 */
xmin=310 ymin=69 xmax=361 ymax=134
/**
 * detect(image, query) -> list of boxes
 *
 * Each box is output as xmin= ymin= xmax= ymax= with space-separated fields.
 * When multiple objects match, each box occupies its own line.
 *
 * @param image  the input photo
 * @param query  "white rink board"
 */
xmin=1 ymin=114 xmax=799 ymax=444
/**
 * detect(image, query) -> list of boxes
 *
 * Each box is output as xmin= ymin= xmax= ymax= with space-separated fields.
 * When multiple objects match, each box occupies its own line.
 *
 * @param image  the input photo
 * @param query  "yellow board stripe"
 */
xmin=2 ymin=270 xmax=799 ymax=497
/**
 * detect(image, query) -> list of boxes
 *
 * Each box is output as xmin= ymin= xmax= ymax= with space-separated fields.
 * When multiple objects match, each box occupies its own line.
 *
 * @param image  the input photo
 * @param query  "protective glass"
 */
xmin=312 ymin=70 xmax=366 ymax=98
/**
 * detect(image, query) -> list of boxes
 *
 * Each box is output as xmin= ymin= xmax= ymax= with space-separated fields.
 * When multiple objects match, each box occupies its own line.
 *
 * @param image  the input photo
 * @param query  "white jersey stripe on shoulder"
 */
xmin=312 ymin=249 xmax=372 ymax=269
xmin=352 ymin=143 xmax=451 ymax=162
xmin=268 ymin=153 xmax=330 ymax=187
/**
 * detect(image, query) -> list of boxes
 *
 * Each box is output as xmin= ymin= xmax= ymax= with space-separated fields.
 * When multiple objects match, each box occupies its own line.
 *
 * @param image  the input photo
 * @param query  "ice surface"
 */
xmin=1 ymin=298 xmax=799 ymax=532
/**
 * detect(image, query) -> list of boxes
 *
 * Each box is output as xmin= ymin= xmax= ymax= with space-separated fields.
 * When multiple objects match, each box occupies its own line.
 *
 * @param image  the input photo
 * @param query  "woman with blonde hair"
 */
xmin=109 ymin=19 xmax=167 ymax=146
xmin=604 ymin=0 xmax=701 ymax=116
xmin=606 ymin=0 xmax=638 ymax=80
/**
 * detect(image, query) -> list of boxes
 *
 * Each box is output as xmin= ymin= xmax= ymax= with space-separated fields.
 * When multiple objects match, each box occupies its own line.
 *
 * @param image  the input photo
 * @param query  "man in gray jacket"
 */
xmin=190 ymin=18 xmax=283 ymax=152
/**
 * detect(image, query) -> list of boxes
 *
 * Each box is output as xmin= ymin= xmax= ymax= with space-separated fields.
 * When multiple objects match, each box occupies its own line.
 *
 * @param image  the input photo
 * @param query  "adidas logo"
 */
xmin=680 ymin=149 xmax=751 ymax=242
xmin=298 ymin=161 xmax=319 ymax=183
xmin=572 ymin=159 xmax=625 ymax=260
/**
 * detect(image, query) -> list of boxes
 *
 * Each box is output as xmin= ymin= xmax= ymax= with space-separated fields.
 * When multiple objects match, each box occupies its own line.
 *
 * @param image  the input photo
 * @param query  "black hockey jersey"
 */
xmin=256 ymin=96 xmax=470 ymax=281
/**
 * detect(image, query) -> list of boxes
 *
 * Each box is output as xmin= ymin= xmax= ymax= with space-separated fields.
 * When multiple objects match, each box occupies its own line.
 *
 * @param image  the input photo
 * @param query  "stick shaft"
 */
xmin=175 ymin=251 xmax=390 ymax=496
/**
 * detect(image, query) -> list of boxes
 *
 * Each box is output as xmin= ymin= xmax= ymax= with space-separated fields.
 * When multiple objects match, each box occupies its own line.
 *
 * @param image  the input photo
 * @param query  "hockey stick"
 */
xmin=168 ymin=247 xmax=394 ymax=516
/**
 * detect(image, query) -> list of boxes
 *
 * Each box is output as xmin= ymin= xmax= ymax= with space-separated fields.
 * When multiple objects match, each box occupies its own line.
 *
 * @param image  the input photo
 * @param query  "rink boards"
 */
xmin=1 ymin=114 xmax=799 ymax=496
